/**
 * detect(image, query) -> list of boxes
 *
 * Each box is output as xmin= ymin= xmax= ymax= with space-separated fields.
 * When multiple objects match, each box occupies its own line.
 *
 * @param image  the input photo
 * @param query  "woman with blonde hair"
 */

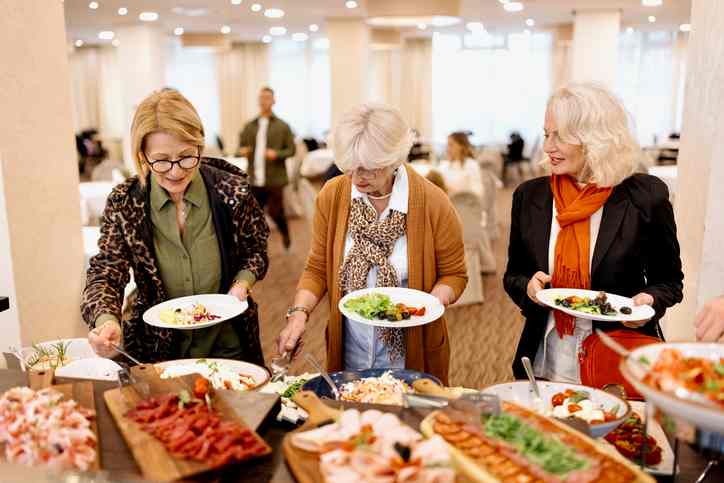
xmin=504 ymin=83 xmax=683 ymax=383
xmin=82 ymin=88 xmax=270 ymax=364
xmin=276 ymin=103 xmax=467 ymax=384
xmin=438 ymin=131 xmax=483 ymax=197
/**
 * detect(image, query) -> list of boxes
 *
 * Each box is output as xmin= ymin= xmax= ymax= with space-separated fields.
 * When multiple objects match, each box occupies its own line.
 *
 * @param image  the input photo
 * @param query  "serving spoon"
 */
xmin=304 ymin=353 xmax=340 ymax=400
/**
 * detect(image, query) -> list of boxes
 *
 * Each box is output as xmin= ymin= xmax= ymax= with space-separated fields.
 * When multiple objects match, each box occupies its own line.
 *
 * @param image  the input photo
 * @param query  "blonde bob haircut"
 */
xmin=332 ymin=103 xmax=414 ymax=172
xmin=130 ymin=88 xmax=205 ymax=184
xmin=545 ymin=83 xmax=639 ymax=188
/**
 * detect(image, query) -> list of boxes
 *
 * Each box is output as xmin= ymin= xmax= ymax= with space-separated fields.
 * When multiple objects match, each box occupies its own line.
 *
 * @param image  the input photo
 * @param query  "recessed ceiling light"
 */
xmin=525 ymin=18 xmax=535 ymax=27
xmin=648 ymin=15 xmax=656 ymax=23
xmin=88 ymin=1 xmax=99 ymax=10
xmin=292 ymin=32 xmax=309 ymax=42
xmin=262 ymin=35 xmax=272 ymax=43
xmin=117 ymin=7 xmax=127 ymax=16
xmin=466 ymin=21 xmax=485 ymax=32
xmin=345 ymin=1 xmax=358 ymax=9
xmin=642 ymin=0 xmax=663 ymax=6
xmin=251 ymin=3 xmax=262 ymax=12
xmin=139 ymin=12 xmax=159 ymax=22
xmin=269 ymin=26 xmax=287 ymax=36
xmin=98 ymin=31 xmax=114 ymax=40
xmin=174 ymin=27 xmax=184 ymax=36
xmin=221 ymin=25 xmax=232 ymax=34
xmin=231 ymin=0 xmax=242 ymax=4
xmin=309 ymin=24 xmax=319 ymax=32
xmin=75 ymin=39 xmax=84 ymax=47
xmin=679 ymin=23 xmax=691 ymax=32
xmin=503 ymin=2 xmax=524 ymax=12
xmin=264 ymin=8 xmax=284 ymax=18
xmin=112 ymin=39 xmax=120 ymax=47
xmin=417 ymin=23 xmax=427 ymax=30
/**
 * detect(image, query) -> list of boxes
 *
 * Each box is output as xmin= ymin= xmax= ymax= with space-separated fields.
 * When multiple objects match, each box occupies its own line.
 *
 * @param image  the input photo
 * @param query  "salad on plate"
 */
xmin=343 ymin=293 xmax=426 ymax=321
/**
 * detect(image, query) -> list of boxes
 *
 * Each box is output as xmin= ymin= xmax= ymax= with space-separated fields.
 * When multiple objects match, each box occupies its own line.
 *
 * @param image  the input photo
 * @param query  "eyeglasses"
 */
xmin=347 ymin=166 xmax=385 ymax=180
xmin=146 ymin=155 xmax=201 ymax=173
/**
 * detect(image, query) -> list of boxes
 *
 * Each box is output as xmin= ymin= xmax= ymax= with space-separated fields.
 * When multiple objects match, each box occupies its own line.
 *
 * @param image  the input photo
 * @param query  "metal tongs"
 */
xmin=404 ymin=390 xmax=502 ymax=416
xmin=116 ymin=363 xmax=150 ymax=400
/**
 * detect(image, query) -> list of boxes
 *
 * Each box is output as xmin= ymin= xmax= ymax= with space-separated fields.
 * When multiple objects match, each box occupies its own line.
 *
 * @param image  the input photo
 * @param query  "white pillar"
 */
xmin=663 ymin=0 xmax=724 ymax=341
xmin=115 ymin=25 xmax=168 ymax=171
xmin=328 ymin=19 xmax=370 ymax=127
xmin=570 ymin=10 xmax=621 ymax=87
xmin=0 ymin=0 xmax=85 ymax=349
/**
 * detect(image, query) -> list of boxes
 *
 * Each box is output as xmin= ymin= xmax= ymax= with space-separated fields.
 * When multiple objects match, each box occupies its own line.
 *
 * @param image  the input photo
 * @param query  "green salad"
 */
xmin=343 ymin=293 xmax=426 ymax=321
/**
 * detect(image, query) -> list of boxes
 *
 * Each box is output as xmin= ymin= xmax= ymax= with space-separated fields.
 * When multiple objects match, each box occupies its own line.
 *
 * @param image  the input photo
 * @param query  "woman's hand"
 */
xmin=229 ymin=280 xmax=250 ymax=302
xmin=277 ymin=312 xmax=306 ymax=355
xmin=695 ymin=296 xmax=724 ymax=342
xmin=88 ymin=320 xmax=121 ymax=358
xmin=527 ymin=272 xmax=551 ymax=306
xmin=431 ymin=284 xmax=455 ymax=306
xmin=620 ymin=292 xmax=654 ymax=329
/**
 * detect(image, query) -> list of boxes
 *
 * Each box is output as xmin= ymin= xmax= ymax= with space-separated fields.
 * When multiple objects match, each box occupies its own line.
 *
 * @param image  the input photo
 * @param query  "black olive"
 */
xmin=621 ymin=306 xmax=632 ymax=315
xmin=401 ymin=311 xmax=410 ymax=319
xmin=387 ymin=314 xmax=397 ymax=321
xmin=394 ymin=442 xmax=411 ymax=462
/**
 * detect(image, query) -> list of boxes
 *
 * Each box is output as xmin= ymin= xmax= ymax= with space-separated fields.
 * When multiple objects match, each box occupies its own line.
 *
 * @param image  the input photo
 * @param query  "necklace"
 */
xmin=367 ymin=192 xmax=392 ymax=200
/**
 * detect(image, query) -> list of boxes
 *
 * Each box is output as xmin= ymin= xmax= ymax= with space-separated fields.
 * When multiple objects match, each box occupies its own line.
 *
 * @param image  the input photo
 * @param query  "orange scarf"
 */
xmin=551 ymin=175 xmax=612 ymax=337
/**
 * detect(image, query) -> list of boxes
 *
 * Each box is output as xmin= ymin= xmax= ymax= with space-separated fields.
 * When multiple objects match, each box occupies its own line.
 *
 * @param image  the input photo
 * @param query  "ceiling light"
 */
xmin=648 ymin=15 xmax=656 ymax=23
xmin=466 ymin=21 xmax=485 ymax=32
xmin=174 ymin=27 xmax=184 ymax=36
xmin=74 ymin=39 xmax=84 ymax=47
xmin=679 ymin=23 xmax=691 ymax=32
xmin=269 ymin=26 xmax=287 ymax=36
xmin=526 ymin=18 xmax=535 ymax=27
xmin=417 ymin=23 xmax=427 ymax=30
xmin=264 ymin=8 xmax=284 ymax=18
xmin=262 ymin=35 xmax=272 ymax=43
xmin=221 ymin=25 xmax=232 ymax=34
xmin=88 ymin=2 xmax=98 ymax=10
xmin=139 ymin=12 xmax=159 ymax=22
xmin=98 ymin=31 xmax=114 ymax=40
xmin=292 ymin=32 xmax=309 ymax=42
xmin=117 ymin=7 xmax=127 ymax=16
xmin=112 ymin=39 xmax=120 ymax=47
xmin=503 ymin=2 xmax=524 ymax=12
xmin=251 ymin=3 xmax=262 ymax=12
xmin=642 ymin=0 xmax=663 ymax=6
xmin=231 ymin=0 xmax=242 ymax=4
xmin=345 ymin=1 xmax=358 ymax=9
xmin=309 ymin=24 xmax=319 ymax=32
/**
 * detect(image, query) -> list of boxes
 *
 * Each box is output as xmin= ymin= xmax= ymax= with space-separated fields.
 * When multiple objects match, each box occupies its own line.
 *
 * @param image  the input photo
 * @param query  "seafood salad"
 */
xmin=159 ymin=303 xmax=221 ymax=326
xmin=549 ymin=389 xmax=620 ymax=424
xmin=292 ymin=408 xmax=455 ymax=483
xmin=0 ymin=387 xmax=97 ymax=471
xmin=339 ymin=371 xmax=412 ymax=405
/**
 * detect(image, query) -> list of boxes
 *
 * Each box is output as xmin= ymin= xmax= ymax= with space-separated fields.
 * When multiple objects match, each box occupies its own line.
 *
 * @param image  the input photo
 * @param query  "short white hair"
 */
xmin=332 ymin=103 xmax=413 ymax=172
xmin=545 ymin=83 xmax=640 ymax=187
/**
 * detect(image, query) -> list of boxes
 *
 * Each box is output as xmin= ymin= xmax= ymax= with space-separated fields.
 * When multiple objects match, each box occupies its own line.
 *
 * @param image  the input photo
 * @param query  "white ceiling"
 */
xmin=63 ymin=0 xmax=693 ymax=45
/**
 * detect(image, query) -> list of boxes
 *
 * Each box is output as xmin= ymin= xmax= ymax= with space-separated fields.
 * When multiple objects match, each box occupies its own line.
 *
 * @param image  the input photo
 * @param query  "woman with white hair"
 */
xmin=276 ymin=103 xmax=467 ymax=384
xmin=504 ymin=83 xmax=683 ymax=384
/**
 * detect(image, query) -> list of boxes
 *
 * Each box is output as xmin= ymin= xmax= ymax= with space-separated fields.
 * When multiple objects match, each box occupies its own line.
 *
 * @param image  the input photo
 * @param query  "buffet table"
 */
xmin=0 ymin=369 xmax=720 ymax=482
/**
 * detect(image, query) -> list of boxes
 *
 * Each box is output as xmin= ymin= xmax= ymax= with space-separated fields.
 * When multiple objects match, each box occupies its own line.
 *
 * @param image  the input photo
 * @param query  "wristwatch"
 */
xmin=286 ymin=306 xmax=310 ymax=320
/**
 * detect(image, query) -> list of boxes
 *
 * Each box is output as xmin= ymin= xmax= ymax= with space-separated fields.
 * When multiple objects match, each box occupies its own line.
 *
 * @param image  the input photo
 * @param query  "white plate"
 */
xmin=481 ymin=380 xmax=630 ymax=438
xmin=338 ymin=287 xmax=445 ymax=328
xmin=55 ymin=358 xmax=123 ymax=381
xmin=620 ymin=342 xmax=724 ymax=434
xmin=536 ymin=288 xmax=655 ymax=322
xmin=143 ymin=294 xmax=247 ymax=330
xmin=155 ymin=358 xmax=269 ymax=391
xmin=599 ymin=401 xmax=675 ymax=476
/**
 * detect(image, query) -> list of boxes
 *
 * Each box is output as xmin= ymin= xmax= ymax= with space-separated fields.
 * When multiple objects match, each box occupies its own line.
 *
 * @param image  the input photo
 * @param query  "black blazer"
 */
xmin=503 ymin=174 xmax=684 ymax=379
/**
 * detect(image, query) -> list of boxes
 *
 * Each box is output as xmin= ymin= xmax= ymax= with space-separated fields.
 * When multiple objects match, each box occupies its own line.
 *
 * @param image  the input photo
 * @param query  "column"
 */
xmin=115 ymin=25 xmax=168 ymax=171
xmin=327 ymin=19 xmax=370 ymax=127
xmin=0 ymin=0 xmax=85 ymax=349
xmin=551 ymin=24 xmax=573 ymax=91
xmin=570 ymin=10 xmax=621 ymax=87
xmin=400 ymin=38 xmax=433 ymax=139
xmin=662 ymin=0 xmax=724 ymax=340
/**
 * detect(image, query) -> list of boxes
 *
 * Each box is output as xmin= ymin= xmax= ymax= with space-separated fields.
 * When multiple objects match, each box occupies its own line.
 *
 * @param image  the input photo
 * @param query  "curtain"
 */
xmin=217 ymin=42 xmax=269 ymax=155
xmin=369 ymin=48 xmax=402 ymax=109
xmin=401 ymin=38 xmax=433 ymax=140
xmin=69 ymin=48 xmax=101 ymax=132
xmin=97 ymin=47 xmax=124 ymax=140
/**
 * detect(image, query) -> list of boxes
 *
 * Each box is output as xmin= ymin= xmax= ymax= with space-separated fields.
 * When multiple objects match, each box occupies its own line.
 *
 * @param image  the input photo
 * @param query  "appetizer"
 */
xmin=291 ymin=408 xmax=456 ymax=482
xmin=159 ymin=359 xmax=257 ymax=392
xmin=555 ymin=291 xmax=632 ymax=317
xmin=159 ymin=303 xmax=221 ymax=326
xmin=426 ymin=401 xmax=646 ymax=482
xmin=642 ymin=348 xmax=724 ymax=408
xmin=261 ymin=373 xmax=317 ymax=424
xmin=344 ymin=293 xmax=426 ymax=321
xmin=605 ymin=413 xmax=663 ymax=466
xmin=24 ymin=341 xmax=73 ymax=370
xmin=339 ymin=371 xmax=412 ymax=405
xmin=0 ymin=386 xmax=97 ymax=471
xmin=125 ymin=377 xmax=269 ymax=467
xmin=550 ymin=389 xmax=619 ymax=424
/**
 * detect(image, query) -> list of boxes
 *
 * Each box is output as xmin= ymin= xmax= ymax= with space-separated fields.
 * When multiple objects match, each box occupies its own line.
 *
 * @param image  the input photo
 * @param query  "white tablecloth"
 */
xmin=79 ymin=182 xmax=114 ymax=225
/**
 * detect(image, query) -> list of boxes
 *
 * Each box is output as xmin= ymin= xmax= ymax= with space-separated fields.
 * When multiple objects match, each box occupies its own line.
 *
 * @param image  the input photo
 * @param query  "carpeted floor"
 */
xmin=254 ymin=187 xmax=525 ymax=389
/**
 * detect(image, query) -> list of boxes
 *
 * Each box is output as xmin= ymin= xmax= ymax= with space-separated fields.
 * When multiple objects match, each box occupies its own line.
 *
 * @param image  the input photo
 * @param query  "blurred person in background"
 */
xmin=239 ymin=87 xmax=296 ymax=250
xmin=437 ymin=131 xmax=483 ymax=197
xmin=695 ymin=296 xmax=724 ymax=342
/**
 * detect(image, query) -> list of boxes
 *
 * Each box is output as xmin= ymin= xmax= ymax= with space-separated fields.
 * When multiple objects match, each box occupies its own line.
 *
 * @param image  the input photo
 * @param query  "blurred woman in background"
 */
xmin=438 ymin=131 xmax=483 ymax=197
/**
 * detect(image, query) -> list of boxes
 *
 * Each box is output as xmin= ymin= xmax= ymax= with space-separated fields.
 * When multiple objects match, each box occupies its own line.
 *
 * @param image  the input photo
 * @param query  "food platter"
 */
xmin=155 ymin=358 xmax=270 ymax=391
xmin=142 ymin=294 xmax=247 ymax=330
xmin=339 ymin=287 xmax=444 ymax=328
xmin=536 ymin=288 xmax=655 ymax=322
xmin=18 ymin=338 xmax=122 ymax=381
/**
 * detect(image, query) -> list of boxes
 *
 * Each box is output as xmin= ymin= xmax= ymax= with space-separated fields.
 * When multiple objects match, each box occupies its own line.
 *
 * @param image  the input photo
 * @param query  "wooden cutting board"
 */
xmin=103 ymin=364 xmax=273 ymax=482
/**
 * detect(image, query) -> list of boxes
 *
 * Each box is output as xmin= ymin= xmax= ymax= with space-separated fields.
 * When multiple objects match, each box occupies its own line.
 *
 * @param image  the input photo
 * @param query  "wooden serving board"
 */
xmin=103 ymin=364 xmax=273 ymax=482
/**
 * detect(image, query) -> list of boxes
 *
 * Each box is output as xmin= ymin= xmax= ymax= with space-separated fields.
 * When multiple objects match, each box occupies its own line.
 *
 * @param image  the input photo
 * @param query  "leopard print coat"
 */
xmin=81 ymin=158 xmax=270 ymax=364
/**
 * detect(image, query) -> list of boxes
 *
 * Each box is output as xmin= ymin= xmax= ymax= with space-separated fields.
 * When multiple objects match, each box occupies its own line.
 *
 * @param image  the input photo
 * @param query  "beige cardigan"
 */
xmin=297 ymin=164 xmax=468 ymax=384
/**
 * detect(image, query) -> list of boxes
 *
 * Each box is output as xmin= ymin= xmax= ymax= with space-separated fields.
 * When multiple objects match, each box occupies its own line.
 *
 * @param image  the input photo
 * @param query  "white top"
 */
xmin=253 ymin=116 xmax=269 ymax=187
xmin=436 ymin=158 xmax=483 ymax=197
xmin=343 ymin=167 xmax=409 ymax=370
xmin=533 ymin=204 xmax=603 ymax=383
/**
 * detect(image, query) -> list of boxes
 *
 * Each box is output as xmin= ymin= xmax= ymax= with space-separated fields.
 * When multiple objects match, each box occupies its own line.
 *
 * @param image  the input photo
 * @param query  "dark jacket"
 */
xmin=81 ymin=158 xmax=270 ymax=364
xmin=239 ymin=114 xmax=296 ymax=187
xmin=503 ymin=174 xmax=684 ymax=379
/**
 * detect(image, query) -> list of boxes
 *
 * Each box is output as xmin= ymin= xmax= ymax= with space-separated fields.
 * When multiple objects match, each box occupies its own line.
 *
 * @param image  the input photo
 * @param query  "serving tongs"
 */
xmin=116 ymin=363 xmax=150 ymax=402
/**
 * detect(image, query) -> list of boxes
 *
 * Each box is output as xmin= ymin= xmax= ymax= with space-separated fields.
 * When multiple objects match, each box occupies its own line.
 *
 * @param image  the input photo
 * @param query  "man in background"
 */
xmin=239 ymin=87 xmax=296 ymax=250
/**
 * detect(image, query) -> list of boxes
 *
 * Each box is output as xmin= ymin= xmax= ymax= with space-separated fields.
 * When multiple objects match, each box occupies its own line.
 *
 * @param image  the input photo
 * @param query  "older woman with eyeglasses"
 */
xmin=276 ymin=103 xmax=467 ymax=384
xmin=82 ymin=88 xmax=270 ymax=364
